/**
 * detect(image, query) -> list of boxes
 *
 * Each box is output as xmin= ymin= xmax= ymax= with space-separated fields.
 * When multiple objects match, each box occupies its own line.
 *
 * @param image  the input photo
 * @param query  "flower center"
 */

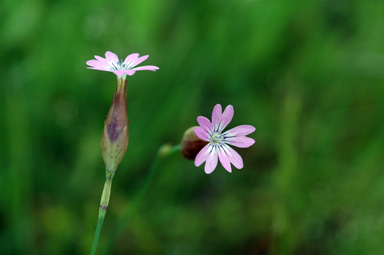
xmin=109 ymin=60 xmax=134 ymax=71
xmin=210 ymin=132 xmax=224 ymax=146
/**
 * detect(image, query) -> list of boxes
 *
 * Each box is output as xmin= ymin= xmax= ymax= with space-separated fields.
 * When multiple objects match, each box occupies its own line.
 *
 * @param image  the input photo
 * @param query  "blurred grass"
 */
xmin=1 ymin=0 xmax=384 ymax=254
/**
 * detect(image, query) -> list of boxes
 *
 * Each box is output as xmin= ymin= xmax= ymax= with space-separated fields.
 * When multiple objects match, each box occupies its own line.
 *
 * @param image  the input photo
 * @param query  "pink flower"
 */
xmin=86 ymin=51 xmax=159 ymax=77
xmin=194 ymin=104 xmax=255 ymax=174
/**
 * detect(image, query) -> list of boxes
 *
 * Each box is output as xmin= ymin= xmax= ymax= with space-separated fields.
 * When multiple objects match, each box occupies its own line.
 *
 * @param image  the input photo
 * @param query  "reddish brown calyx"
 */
xmin=180 ymin=127 xmax=209 ymax=160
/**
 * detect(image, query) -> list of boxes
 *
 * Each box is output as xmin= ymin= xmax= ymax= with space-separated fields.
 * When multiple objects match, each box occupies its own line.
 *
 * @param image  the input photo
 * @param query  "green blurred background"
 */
xmin=1 ymin=0 xmax=383 ymax=254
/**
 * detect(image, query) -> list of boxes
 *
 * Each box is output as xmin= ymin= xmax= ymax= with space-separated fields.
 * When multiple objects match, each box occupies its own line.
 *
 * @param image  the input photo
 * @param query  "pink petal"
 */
xmin=222 ymin=145 xmax=243 ymax=169
xmin=197 ymin=116 xmax=212 ymax=133
xmin=105 ymin=51 xmax=119 ymax=62
xmin=124 ymin=53 xmax=139 ymax=64
xmin=125 ymin=70 xmax=136 ymax=76
xmin=195 ymin=144 xmax=211 ymax=167
xmin=131 ymin=65 xmax=159 ymax=71
xmin=131 ymin=55 xmax=149 ymax=67
xmin=95 ymin=55 xmax=107 ymax=62
xmin=218 ymin=146 xmax=232 ymax=173
xmin=194 ymin=127 xmax=209 ymax=141
xmin=86 ymin=60 xmax=109 ymax=70
xmin=211 ymin=104 xmax=222 ymax=130
xmin=226 ymin=136 xmax=255 ymax=148
xmin=224 ymin=125 xmax=256 ymax=137
xmin=218 ymin=105 xmax=234 ymax=132
xmin=113 ymin=70 xmax=125 ymax=76
xmin=204 ymin=147 xmax=218 ymax=174
xmin=94 ymin=56 xmax=108 ymax=65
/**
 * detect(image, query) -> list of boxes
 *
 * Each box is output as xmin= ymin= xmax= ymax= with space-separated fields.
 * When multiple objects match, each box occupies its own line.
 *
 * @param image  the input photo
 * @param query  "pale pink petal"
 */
xmin=222 ymin=145 xmax=243 ymax=169
xmin=113 ymin=70 xmax=125 ymax=76
xmin=218 ymin=105 xmax=234 ymax=132
xmin=124 ymin=53 xmax=139 ymax=64
xmin=195 ymin=144 xmax=211 ymax=167
xmin=105 ymin=51 xmax=119 ymax=62
xmin=194 ymin=127 xmax=209 ymax=141
xmin=86 ymin=60 xmax=107 ymax=69
xmin=226 ymin=136 xmax=255 ymax=148
xmin=86 ymin=59 xmax=110 ymax=71
xmin=94 ymin=56 xmax=108 ymax=66
xmin=204 ymin=147 xmax=218 ymax=174
xmin=95 ymin=55 xmax=107 ymax=62
xmin=125 ymin=70 xmax=136 ymax=76
xmin=197 ymin=116 xmax=212 ymax=133
xmin=224 ymin=125 xmax=256 ymax=137
xmin=130 ymin=55 xmax=149 ymax=67
xmin=131 ymin=65 xmax=159 ymax=71
xmin=211 ymin=104 xmax=222 ymax=130
xmin=218 ymin=146 xmax=232 ymax=172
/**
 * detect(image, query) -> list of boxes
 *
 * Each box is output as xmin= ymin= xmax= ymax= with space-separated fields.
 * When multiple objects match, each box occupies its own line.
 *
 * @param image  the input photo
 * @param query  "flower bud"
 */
xmin=158 ymin=143 xmax=173 ymax=158
xmin=100 ymin=77 xmax=129 ymax=173
xmin=180 ymin=127 xmax=209 ymax=160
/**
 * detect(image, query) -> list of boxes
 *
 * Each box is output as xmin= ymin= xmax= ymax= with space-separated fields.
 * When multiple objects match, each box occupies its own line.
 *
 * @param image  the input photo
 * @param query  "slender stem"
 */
xmin=137 ymin=144 xmax=180 ymax=201
xmin=91 ymin=210 xmax=106 ymax=255
xmin=91 ymin=171 xmax=114 ymax=255
xmin=102 ymin=144 xmax=180 ymax=254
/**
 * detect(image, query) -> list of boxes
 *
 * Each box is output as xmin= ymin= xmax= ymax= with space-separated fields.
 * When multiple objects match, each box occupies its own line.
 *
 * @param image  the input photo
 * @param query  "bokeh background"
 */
xmin=1 ymin=0 xmax=383 ymax=254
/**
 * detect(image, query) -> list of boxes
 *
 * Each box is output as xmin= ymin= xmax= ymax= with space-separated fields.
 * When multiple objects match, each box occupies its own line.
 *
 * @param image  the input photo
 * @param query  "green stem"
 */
xmin=91 ymin=210 xmax=106 ymax=255
xmin=102 ymin=144 xmax=180 ymax=254
xmin=91 ymin=171 xmax=114 ymax=255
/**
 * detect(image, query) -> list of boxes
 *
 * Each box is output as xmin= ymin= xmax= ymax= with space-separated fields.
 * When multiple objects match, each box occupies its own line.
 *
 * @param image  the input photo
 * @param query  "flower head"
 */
xmin=86 ymin=51 xmax=159 ymax=77
xmin=194 ymin=104 xmax=255 ymax=174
